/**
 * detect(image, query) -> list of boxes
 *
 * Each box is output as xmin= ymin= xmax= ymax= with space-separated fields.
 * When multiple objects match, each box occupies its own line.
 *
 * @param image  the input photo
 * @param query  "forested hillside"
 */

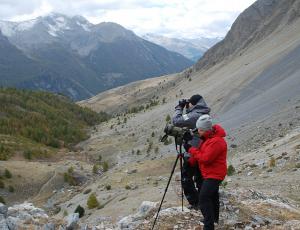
xmin=0 ymin=88 xmax=109 ymax=160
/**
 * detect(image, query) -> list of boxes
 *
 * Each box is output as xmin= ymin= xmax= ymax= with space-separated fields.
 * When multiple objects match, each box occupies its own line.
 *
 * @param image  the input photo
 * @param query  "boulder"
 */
xmin=65 ymin=213 xmax=79 ymax=230
xmin=118 ymin=201 xmax=157 ymax=229
xmin=43 ymin=223 xmax=56 ymax=230
xmin=0 ymin=218 xmax=9 ymax=230
xmin=6 ymin=216 xmax=18 ymax=230
xmin=0 ymin=203 xmax=8 ymax=217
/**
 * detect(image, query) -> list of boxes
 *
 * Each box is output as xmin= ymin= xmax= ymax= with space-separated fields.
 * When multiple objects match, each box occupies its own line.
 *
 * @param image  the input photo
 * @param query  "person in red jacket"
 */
xmin=184 ymin=114 xmax=227 ymax=230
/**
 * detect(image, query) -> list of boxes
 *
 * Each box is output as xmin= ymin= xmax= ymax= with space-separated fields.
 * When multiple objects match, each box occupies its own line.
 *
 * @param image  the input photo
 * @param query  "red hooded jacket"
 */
xmin=188 ymin=124 xmax=227 ymax=181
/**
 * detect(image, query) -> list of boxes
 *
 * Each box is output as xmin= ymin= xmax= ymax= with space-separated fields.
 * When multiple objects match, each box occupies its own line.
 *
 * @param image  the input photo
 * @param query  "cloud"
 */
xmin=0 ymin=0 xmax=256 ymax=38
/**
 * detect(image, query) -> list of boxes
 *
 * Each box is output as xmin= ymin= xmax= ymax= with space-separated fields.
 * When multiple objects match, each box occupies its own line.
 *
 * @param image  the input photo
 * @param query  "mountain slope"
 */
xmin=0 ymin=14 xmax=193 ymax=100
xmin=0 ymin=31 xmax=44 ymax=85
xmin=0 ymin=88 xmax=109 ymax=160
xmin=2 ymin=0 xmax=300 ymax=228
xmin=195 ymin=0 xmax=300 ymax=71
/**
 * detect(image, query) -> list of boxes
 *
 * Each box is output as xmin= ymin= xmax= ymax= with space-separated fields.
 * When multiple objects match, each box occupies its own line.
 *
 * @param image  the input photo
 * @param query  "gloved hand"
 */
xmin=178 ymin=99 xmax=187 ymax=108
xmin=184 ymin=143 xmax=192 ymax=152
xmin=183 ymin=152 xmax=191 ymax=160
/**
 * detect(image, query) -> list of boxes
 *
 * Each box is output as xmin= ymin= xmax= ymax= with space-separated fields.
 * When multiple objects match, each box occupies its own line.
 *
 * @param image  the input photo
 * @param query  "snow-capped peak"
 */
xmin=0 ymin=19 xmax=37 ymax=37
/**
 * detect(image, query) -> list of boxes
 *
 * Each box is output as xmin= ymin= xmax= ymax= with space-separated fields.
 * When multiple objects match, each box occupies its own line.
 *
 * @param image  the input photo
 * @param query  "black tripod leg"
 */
xmin=151 ymin=154 xmax=180 ymax=230
xmin=179 ymin=155 xmax=183 ymax=211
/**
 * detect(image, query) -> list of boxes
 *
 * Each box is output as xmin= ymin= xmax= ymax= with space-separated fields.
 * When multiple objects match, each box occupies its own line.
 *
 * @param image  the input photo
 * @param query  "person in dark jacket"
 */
xmin=172 ymin=94 xmax=211 ymax=209
xmin=185 ymin=114 xmax=227 ymax=230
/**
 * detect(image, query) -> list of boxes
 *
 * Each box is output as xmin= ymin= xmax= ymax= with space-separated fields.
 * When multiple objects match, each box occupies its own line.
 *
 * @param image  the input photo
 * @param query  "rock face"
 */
xmin=0 ymin=202 xmax=68 ymax=230
xmin=118 ymin=201 xmax=157 ymax=229
xmin=65 ymin=213 xmax=79 ymax=230
xmin=195 ymin=0 xmax=300 ymax=71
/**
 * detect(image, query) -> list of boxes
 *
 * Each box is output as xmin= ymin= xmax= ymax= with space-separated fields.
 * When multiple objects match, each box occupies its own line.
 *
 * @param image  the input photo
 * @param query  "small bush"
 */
xmin=23 ymin=150 xmax=33 ymax=160
xmin=154 ymin=146 xmax=159 ymax=154
xmin=147 ymin=142 xmax=153 ymax=153
xmin=64 ymin=172 xmax=77 ymax=186
xmin=221 ymin=181 xmax=228 ymax=188
xmin=227 ymin=165 xmax=235 ymax=176
xmin=4 ymin=169 xmax=12 ymax=179
xmin=92 ymin=164 xmax=99 ymax=174
xmin=8 ymin=185 xmax=14 ymax=193
xmin=105 ymin=184 xmax=111 ymax=190
xmin=151 ymin=132 xmax=155 ymax=137
xmin=68 ymin=166 xmax=74 ymax=174
xmin=87 ymin=193 xmax=99 ymax=209
xmin=74 ymin=205 xmax=85 ymax=218
xmin=269 ymin=157 xmax=276 ymax=167
xmin=0 ymin=196 xmax=6 ymax=204
xmin=102 ymin=161 xmax=109 ymax=172
xmin=125 ymin=185 xmax=131 ymax=190
xmin=165 ymin=114 xmax=171 ymax=123
xmin=136 ymin=149 xmax=141 ymax=155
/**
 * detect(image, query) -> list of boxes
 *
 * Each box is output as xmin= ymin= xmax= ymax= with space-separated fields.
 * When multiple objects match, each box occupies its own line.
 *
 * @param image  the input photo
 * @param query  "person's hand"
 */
xmin=184 ymin=143 xmax=192 ymax=152
xmin=178 ymin=99 xmax=187 ymax=108
xmin=183 ymin=152 xmax=191 ymax=160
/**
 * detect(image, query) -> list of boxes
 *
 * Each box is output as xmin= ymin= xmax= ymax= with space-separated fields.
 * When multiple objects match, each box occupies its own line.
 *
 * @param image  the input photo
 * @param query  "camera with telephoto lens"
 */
xmin=160 ymin=124 xmax=193 ymax=145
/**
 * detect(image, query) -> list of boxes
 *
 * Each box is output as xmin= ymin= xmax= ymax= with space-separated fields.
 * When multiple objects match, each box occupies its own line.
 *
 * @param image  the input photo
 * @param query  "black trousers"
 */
xmin=199 ymin=179 xmax=221 ymax=230
xmin=182 ymin=161 xmax=203 ymax=206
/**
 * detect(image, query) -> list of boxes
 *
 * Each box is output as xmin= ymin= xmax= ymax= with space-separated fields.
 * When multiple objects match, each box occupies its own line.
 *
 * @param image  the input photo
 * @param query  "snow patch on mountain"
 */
xmin=76 ymin=21 xmax=91 ymax=32
xmin=0 ymin=19 xmax=37 ymax=37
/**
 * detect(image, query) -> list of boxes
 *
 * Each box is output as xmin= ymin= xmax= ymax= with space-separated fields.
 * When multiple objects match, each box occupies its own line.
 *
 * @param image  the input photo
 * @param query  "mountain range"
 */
xmin=142 ymin=33 xmax=222 ymax=62
xmin=0 ymin=13 xmax=193 ymax=100
xmin=1 ymin=0 xmax=300 ymax=229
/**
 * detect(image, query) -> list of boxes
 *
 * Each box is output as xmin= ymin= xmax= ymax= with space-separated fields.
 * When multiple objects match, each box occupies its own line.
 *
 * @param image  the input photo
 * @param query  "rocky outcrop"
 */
xmin=118 ymin=201 xmax=157 ymax=229
xmin=135 ymin=188 xmax=300 ymax=229
xmin=194 ymin=0 xmax=300 ymax=71
xmin=0 ymin=202 xmax=79 ymax=230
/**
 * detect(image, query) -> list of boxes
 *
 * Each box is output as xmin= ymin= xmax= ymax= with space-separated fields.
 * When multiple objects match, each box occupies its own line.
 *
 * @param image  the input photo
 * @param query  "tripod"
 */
xmin=151 ymin=143 xmax=184 ymax=230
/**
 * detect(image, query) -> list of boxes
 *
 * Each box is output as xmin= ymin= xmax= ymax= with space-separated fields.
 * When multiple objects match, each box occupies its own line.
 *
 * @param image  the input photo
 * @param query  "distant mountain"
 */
xmin=0 ymin=13 xmax=193 ymax=100
xmin=142 ymin=33 xmax=221 ymax=62
xmin=0 ymin=31 xmax=43 ymax=86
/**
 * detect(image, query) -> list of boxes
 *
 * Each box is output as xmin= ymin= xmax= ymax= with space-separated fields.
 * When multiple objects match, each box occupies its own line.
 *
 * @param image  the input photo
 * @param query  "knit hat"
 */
xmin=189 ymin=94 xmax=202 ymax=105
xmin=196 ymin=114 xmax=212 ymax=131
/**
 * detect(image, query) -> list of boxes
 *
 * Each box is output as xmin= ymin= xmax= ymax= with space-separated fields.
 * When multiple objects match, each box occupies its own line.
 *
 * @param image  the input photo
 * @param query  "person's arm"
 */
xmin=172 ymin=107 xmax=199 ymax=128
xmin=188 ymin=140 xmax=224 ymax=164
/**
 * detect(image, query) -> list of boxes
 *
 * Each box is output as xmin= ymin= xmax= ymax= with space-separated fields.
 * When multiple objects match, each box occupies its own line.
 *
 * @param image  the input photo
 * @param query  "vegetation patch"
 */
xmin=227 ymin=165 xmax=236 ymax=176
xmin=87 ymin=193 xmax=100 ymax=209
xmin=0 ymin=88 xmax=110 ymax=160
xmin=64 ymin=167 xmax=77 ymax=186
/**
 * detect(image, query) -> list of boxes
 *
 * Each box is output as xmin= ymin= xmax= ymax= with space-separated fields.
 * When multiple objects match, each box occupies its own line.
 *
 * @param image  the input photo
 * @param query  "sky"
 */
xmin=0 ymin=0 xmax=256 ymax=39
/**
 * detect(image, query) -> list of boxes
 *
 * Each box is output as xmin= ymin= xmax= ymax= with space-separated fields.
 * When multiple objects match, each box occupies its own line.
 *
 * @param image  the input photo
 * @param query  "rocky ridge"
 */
xmin=195 ymin=0 xmax=300 ymax=71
